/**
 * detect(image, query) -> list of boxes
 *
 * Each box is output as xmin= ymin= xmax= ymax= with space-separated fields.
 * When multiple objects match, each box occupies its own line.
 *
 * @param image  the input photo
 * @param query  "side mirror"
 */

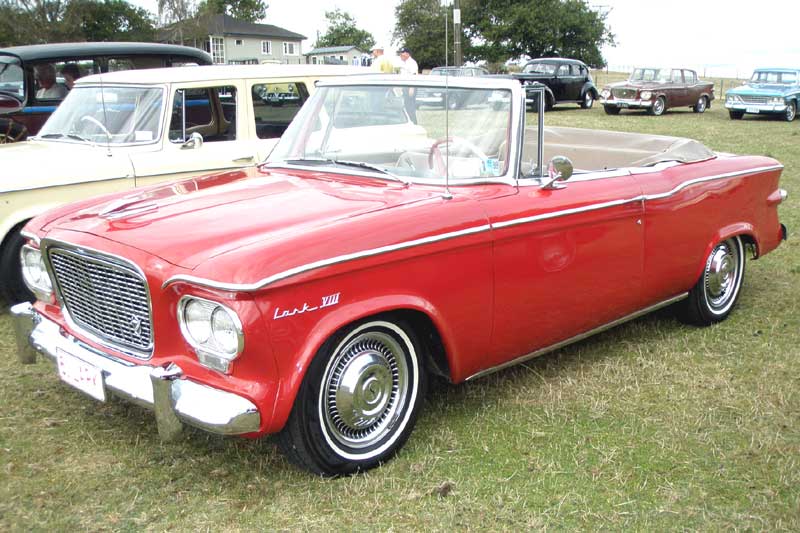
xmin=181 ymin=132 xmax=203 ymax=150
xmin=0 ymin=93 xmax=23 ymax=114
xmin=541 ymin=156 xmax=574 ymax=189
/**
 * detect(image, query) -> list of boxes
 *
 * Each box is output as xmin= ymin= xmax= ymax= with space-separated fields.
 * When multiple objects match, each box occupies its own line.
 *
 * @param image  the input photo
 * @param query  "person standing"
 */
xmin=370 ymin=45 xmax=394 ymax=74
xmin=397 ymin=47 xmax=418 ymax=76
xmin=396 ymin=47 xmax=419 ymax=122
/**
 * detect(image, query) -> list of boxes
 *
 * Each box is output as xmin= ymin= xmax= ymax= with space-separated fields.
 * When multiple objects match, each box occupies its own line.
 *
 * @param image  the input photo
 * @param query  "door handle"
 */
xmin=233 ymin=155 xmax=255 ymax=163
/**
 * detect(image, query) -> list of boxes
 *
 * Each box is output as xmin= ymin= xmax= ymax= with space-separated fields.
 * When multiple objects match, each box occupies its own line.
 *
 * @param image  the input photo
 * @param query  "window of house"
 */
xmin=169 ymin=85 xmax=237 ymax=143
xmin=210 ymin=36 xmax=225 ymax=64
xmin=261 ymin=40 xmax=271 ymax=55
xmin=235 ymin=39 xmax=243 ymax=46
xmin=283 ymin=42 xmax=297 ymax=55
xmin=251 ymin=81 xmax=309 ymax=139
xmin=312 ymin=57 xmax=317 ymax=64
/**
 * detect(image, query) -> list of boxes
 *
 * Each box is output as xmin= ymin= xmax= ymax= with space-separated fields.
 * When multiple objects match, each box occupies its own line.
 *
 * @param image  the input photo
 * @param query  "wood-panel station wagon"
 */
xmin=599 ymin=67 xmax=715 ymax=116
xmin=12 ymin=75 xmax=787 ymax=475
xmin=0 ymin=64 xmax=367 ymax=303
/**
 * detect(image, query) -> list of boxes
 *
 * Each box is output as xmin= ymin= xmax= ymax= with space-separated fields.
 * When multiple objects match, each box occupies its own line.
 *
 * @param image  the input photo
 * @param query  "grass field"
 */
xmin=1 ymin=89 xmax=798 ymax=531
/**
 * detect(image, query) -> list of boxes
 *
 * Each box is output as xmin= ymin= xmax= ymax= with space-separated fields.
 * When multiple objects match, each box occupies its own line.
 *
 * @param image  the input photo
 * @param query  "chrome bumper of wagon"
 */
xmin=725 ymin=101 xmax=787 ymax=113
xmin=599 ymin=98 xmax=653 ymax=108
xmin=11 ymin=302 xmax=261 ymax=440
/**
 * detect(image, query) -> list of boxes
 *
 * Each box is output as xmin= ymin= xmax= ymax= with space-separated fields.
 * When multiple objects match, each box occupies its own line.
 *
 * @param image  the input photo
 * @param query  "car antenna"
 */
xmin=442 ymin=0 xmax=453 ymax=200
xmin=100 ymin=70 xmax=111 ymax=157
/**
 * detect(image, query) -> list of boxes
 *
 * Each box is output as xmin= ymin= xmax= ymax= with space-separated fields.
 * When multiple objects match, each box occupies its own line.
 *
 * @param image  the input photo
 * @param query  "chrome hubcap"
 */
xmin=704 ymin=240 xmax=740 ymax=310
xmin=323 ymin=331 xmax=408 ymax=449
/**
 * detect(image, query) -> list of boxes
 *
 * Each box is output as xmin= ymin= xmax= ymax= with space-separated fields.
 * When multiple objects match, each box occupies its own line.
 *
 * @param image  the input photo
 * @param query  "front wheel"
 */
xmin=729 ymin=110 xmax=744 ymax=120
xmin=784 ymin=101 xmax=796 ymax=122
xmin=604 ymin=105 xmax=621 ymax=115
xmin=0 ymin=227 xmax=35 ymax=304
xmin=649 ymin=96 xmax=666 ymax=116
xmin=279 ymin=317 xmax=426 ymax=475
xmin=679 ymin=236 xmax=746 ymax=326
xmin=580 ymin=91 xmax=595 ymax=109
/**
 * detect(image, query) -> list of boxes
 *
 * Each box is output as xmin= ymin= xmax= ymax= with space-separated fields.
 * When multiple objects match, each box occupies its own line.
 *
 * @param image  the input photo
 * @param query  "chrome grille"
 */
xmin=612 ymin=88 xmax=638 ymax=99
xmin=48 ymin=247 xmax=153 ymax=356
xmin=740 ymin=95 xmax=768 ymax=104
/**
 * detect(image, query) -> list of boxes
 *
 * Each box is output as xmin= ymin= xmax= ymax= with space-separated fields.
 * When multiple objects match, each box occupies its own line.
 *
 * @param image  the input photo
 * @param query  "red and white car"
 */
xmin=12 ymin=76 xmax=788 ymax=475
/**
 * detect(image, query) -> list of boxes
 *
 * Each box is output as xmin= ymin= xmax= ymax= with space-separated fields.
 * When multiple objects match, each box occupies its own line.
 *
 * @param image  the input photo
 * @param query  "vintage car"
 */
xmin=599 ymin=67 xmax=715 ymax=116
xmin=511 ymin=57 xmax=598 ymax=110
xmin=11 ymin=76 xmax=788 ymax=476
xmin=0 ymin=64 xmax=368 ymax=303
xmin=416 ymin=66 xmax=490 ymax=109
xmin=0 ymin=42 xmax=212 ymax=143
xmin=725 ymin=68 xmax=800 ymax=121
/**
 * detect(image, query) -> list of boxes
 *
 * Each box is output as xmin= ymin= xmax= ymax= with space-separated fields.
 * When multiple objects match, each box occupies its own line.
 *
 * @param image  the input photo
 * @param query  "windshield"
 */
xmin=38 ymin=86 xmax=164 ymax=144
xmin=751 ymin=71 xmax=797 ymax=84
xmin=0 ymin=56 xmax=24 ymax=101
xmin=630 ymin=68 xmax=670 ymax=83
xmin=267 ymin=83 xmax=513 ymax=182
xmin=523 ymin=63 xmax=556 ymax=75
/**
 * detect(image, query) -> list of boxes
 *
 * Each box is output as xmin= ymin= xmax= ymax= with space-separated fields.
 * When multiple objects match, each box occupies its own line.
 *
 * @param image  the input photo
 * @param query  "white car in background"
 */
xmin=0 ymin=63 xmax=368 ymax=302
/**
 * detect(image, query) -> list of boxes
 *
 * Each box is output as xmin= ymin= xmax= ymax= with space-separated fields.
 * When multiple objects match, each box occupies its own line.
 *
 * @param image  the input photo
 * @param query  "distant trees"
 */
xmin=0 ymin=0 xmax=156 ymax=46
xmin=394 ymin=0 xmax=615 ymax=69
xmin=314 ymin=9 xmax=375 ymax=52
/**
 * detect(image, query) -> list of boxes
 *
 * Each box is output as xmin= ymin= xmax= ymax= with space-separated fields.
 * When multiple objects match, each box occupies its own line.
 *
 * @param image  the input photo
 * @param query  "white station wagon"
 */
xmin=0 ymin=63 xmax=368 ymax=302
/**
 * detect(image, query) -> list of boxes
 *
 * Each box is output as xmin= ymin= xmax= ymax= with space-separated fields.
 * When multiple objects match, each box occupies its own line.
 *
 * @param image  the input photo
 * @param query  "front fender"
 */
xmin=266 ymin=294 xmax=452 ymax=434
xmin=0 ymin=202 xmax=61 ymax=249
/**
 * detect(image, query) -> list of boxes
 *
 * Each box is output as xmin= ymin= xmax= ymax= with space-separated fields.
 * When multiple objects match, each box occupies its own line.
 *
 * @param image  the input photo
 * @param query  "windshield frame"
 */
xmin=33 ymin=82 xmax=168 ymax=147
xmin=265 ymin=77 xmax=533 ymax=187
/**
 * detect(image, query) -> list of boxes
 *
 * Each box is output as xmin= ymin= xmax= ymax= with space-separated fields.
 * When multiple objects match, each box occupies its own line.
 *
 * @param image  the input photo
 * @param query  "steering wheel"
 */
xmin=80 ymin=115 xmax=112 ymax=138
xmin=428 ymin=136 xmax=489 ymax=176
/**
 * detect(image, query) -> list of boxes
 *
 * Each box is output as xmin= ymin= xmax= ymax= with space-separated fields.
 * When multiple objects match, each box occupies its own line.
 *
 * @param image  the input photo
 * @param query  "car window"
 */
xmin=0 ymin=56 xmax=24 ymax=100
xmin=170 ymin=85 xmax=237 ymax=143
xmin=684 ymin=70 xmax=696 ymax=84
xmin=781 ymin=72 xmax=797 ymax=84
xmin=557 ymin=65 xmax=570 ymax=76
xmin=32 ymin=62 xmax=69 ymax=102
xmin=523 ymin=63 xmax=556 ymax=75
xmin=671 ymin=70 xmax=683 ymax=83
xmin=251 ymin=81 xmax=309 ymax=139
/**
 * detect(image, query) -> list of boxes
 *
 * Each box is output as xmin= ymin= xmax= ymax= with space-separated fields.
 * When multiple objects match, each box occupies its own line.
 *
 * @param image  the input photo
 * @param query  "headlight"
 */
xmin=726 ymin=94 xmax=740 ymax=103
xmin=601 ymin=89 xmax=610 ymax=98
xmin=178 ymin=296 xmax=244 ymax=373
xmin=640 ymin=90 xmax=652 ymax=100
xmin=20 ymin=245 xmax=52 ymax=301
xmin=769 ymin=96 xmax=784 ymax=105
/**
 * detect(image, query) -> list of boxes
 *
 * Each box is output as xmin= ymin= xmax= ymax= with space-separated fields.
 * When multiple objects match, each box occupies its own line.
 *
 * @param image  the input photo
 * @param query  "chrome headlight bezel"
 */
xmin=639 ymin=90 xmax=652 ymax=100
xmin=769 ymin=96 xmax=785 ymax=105
xmin=20 ymin=244 xmax=53 ymax=301
xmin=178 ymin=296 xmax=244 ymax=373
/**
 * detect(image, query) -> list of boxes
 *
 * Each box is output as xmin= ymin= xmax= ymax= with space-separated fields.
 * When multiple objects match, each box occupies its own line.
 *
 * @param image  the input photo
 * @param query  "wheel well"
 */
xmin=384 ymin=309 xmax=451 ymax=382
xmin=1 ymin=219 xmax=30 ymax=251
xmin=738 ymin=233 xmax=759 ymax=258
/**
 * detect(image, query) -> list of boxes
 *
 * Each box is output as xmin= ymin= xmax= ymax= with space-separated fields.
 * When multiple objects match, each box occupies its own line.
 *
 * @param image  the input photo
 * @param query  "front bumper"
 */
xmin=11 ymin=302 xmax=261 ymax=440
xmin=599 ymin=98 xmax=653 ymax=108
xmin=725 ymin=101 xmax=787 ymax=113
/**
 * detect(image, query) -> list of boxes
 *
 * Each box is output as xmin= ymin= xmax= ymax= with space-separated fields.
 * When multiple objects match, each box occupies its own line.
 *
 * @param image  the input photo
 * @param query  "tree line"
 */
xmin=1 ymin=0 xmax=613 ymax=71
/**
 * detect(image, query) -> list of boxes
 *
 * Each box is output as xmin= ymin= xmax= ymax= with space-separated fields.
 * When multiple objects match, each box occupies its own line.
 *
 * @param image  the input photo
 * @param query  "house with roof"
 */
xmin=160 ymin=14 xmax=306 ymax=65
xmin=305 ymin=45 xmax=365 ymax=66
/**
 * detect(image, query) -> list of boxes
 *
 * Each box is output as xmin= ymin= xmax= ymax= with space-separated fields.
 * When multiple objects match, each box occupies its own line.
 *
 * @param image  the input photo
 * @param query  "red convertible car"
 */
xmin=12 ymin=76 xmax=788 ymax=475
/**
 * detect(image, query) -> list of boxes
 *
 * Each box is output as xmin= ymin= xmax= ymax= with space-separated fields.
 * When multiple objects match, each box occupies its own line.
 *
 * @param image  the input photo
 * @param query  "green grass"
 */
xmin=2 ymin=93 xmax=799 ymax=531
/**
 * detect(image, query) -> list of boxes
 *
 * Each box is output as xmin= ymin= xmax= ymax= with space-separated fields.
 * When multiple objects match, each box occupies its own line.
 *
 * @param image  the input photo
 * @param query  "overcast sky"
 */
xmin=132 ymin=0 xmax=799 ymax=77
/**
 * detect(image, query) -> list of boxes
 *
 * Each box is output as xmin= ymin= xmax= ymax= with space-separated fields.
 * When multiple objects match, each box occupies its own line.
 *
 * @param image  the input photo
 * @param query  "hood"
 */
xmin=727 ymin=83 xmax=795 ymax=96
xmin=44 ymin=166 xmax=439 ymax=269
xmin=0 ymin=140 xmax=134 ymax=193
xmin=607 ymin=80 xmax=665 ymax=90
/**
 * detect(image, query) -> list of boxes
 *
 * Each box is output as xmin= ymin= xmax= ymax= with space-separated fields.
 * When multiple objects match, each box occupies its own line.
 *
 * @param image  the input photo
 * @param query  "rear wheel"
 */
xmin=604 ymin=105 xmax=621 ymax=115
xmin=679 ymin=236 xmax=745 ymax=326
xmin=649 ymin=96 xmax=666 ymax=116
xmin=0 ymin=226 xmax=35 ymax=304
xmin=580 ymin=91 xmax=595 ymax=109
xmin=693 ymin=96 xmax=708 ymax=113
xmin=729 ymin=110 xmax=744 ymax=120
xmin=784 ymin=101 xmax=796 ymax=122
xmin=279 ymin=317 xmax=426 ymax=476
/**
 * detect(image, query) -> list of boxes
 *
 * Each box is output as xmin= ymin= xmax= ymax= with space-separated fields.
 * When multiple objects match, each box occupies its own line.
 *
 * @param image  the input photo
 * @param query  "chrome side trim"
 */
xmin=163 ymin=164 xmax=782 ymax=293
xmin=492 ymin=195 xmax=644 ymax=230
xmin=163 ymin=223 xmax=493 ymax=291
xmin=465 ymin=293 xmax=689 ymax=381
